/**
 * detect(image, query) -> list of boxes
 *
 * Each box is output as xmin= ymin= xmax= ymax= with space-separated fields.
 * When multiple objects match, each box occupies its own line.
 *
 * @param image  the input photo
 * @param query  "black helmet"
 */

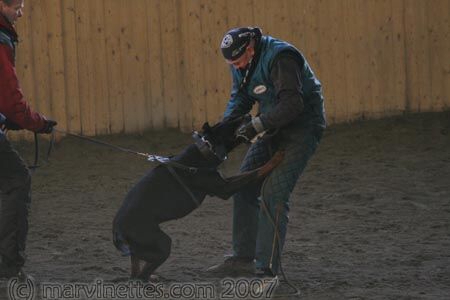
xmin=220 ymin=27 xmax=262 ymax=60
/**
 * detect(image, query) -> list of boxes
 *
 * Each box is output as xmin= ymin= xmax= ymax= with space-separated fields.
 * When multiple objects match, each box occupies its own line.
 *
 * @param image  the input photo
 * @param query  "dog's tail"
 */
xmin=257 ymin=151 xmax=285 ymax=178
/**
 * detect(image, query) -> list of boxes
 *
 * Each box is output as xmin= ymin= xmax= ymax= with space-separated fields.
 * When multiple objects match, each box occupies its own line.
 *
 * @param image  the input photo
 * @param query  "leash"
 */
xmin=260 ymin=178 xmax=301 ymax=298
xmin=53 ymin=129 xmax=205 ymax=207
xmin=54 ymin=129 xmax=154 ymax=160
xmin=256 ymin=140 xmax=300 ymax=298
xmin=166 ymin=165 xmax=201 ymax=208
xmin=53 ymin=129 xmax=201 ymax=173
xmin=28 ymin=132 xmax=40 ymax=171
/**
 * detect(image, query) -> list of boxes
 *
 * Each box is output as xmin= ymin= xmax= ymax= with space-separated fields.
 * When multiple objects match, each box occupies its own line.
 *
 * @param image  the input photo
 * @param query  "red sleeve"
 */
xmin=0 ymin=44 xmax=46 ymax=132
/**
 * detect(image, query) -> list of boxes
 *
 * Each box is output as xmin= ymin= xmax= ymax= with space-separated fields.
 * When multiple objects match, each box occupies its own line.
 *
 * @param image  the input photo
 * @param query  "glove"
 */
xmin=236 ymin=117 xmax=265 ymax=142
xmin=38 ymin=119 xmax=57 ymax=134
xmin=236 ymin=122 xmax=257 ymax=142
xmin=4 ymin=119 xmax=22 ymax=131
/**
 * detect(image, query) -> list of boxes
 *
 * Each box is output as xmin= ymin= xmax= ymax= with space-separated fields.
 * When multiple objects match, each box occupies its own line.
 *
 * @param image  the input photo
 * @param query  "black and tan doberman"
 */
xmin=112 ymin=116 xmax=283 ymax=281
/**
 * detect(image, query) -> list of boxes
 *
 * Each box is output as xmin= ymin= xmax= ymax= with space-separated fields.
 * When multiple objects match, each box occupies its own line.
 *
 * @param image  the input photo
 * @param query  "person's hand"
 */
xmin=238 ymin=117 xmax=265 ymax=143
xmin=236 ymin=116 xmax=266 ymax=143
xmin=38 ymin=119 xmax=57 ymax=134
xmin=236 ymin=121 xmax=257 ymax=142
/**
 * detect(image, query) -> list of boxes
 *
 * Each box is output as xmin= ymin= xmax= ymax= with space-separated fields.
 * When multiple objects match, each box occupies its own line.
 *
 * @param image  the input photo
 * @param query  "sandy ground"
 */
xmin=0 ymin=111 xmax=449 ymax=300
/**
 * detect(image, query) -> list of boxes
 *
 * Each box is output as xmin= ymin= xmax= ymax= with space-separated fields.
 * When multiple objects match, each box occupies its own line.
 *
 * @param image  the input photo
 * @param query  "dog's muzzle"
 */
xmin=192 ymin=131 xmax=226 ymax=164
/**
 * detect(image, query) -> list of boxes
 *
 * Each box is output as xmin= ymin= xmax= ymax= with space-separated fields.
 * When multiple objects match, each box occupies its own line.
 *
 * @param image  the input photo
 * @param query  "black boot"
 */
xmin=0 ymin=263 xmax=27 ymax=281
xmin=206 ymin=255 xmax=255 ymax=277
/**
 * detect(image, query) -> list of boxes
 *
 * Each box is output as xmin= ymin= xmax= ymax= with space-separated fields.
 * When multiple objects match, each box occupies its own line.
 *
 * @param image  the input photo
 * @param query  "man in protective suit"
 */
xmin=0 ymin=0 xmax=56 ymax=279
xmin=208 ymin=27 xmax=326 ymax=278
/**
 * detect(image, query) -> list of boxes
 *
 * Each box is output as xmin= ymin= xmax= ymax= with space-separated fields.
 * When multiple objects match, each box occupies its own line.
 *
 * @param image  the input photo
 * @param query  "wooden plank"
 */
xmin=403 ymin=0 xmax=414 ymax=111
xmin=88 ymin=0 xmax=110 ymax=135
xmin=74 ymin=0 xmax=95 ymax=135
xmin=103 ymin=0 xmax=125 ymax=133
xmin=366 ymin=0 xmax=388 ymax=117
xmin=145 ymin=0 xmax=164 ymax=130
xmin=266 ymin=0 xmax=289 ymax=40
xmin=427 ymin=0 xmax=449 ymax=111
xmin=252 ymin=0 xmax=267 ymax=33
xmin=299 ymin=0 xmax=323 ymax=126
xmin=342 ymin=0 xmax=363 ymax=120
xmin=390 ymin=0 xmax=407 ymax=114
xmin=360 ymin=0 xmax=373 ymax=119
xmin=226 ymin=0 xmax=254 ymax=28
xmin=284 ymin=0 xmax=300 ymax=46
xmin=376 ymin=0 xmax=401 ymax=117
xmin=286 ymin=0 xmax=307 ymax=50
xmin=174 ymin=0 xmax=191 ymax=131
xmin=317 ymin=0 xmax=346 ymax=124
xmin=362 ymin=0 xmax=376 ymax=117
xmin=160 ymin=0 xmax=180 ymax=128
xmin=44 ymin=0 xmax=67 ymax=131
xmin=120 ymin=0 xmax=148 ymax=134
xmin=200 ymin=0 xmax=222 ymax=124
xmin=330 ymin=0 xmax=349 ymax=123
xmin=442 ymin=0 xmax=450 ymax=109
xmin=174 ymin=3 xmax=187 ymax=130
xmin=60 ymin=0 xmax=81 ymax=133
xmin=180 ymin=0 xmax=206 ymax=130
xmin=211 ymin=1 xmax=231 ymax=120
xmin=356 ymin=1 xmax=373 ymax=119
xmin=404 ymin=0 xmax=432 ymax=112
xmin=302 ymin=0 xmax=320 ymax=70
xmin=28 ymin=0 xmax=51 ymax=116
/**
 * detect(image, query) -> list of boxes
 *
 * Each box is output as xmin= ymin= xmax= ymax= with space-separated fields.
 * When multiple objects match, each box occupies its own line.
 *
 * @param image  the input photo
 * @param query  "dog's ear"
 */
xmin=202 ymin=122 xmax=210 ymax=130
xmin=202 ymin=122 xmax=213 ymax=135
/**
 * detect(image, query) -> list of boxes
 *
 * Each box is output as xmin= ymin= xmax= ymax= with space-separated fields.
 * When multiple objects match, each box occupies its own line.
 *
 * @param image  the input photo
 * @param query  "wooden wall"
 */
xmin=13 ymin=0 xmax=450 ymax=136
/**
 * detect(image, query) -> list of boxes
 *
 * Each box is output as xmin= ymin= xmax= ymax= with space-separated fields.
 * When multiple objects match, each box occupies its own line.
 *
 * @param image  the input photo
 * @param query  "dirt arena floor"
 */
xmin=1 ymin=111 xmax=449 ymax=299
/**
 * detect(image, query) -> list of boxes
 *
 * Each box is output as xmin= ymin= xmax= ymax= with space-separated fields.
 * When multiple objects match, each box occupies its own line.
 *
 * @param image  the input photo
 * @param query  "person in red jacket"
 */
xmin=0 ymin=0 xmax=56 ymax=279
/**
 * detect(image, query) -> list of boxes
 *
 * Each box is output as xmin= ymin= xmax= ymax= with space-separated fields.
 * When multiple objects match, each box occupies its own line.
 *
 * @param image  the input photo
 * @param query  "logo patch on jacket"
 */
xmin=253 ymin=85 xmax=267 ymax=94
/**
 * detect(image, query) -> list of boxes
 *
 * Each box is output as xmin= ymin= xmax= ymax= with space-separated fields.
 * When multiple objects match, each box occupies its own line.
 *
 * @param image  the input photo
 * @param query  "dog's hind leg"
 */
xmin=130 ymin=255 xmax=142 ymax=278
xmin=137 ymin=261 xmax=161 ymax=282
xmin=131 ymin=225 xmax=172 ymax=282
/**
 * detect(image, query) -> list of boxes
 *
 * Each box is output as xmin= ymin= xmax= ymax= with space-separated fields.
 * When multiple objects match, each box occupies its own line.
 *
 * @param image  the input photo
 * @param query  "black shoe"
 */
xmin=206 ymin=255 xmax=255 ymax=277
xmin=255 ymin=267 xmax=275 ymax=277
xmin=0 ymin=263 xmax=18 ymax=279
xmin=0 ymin=263 xmax=28 ymax=281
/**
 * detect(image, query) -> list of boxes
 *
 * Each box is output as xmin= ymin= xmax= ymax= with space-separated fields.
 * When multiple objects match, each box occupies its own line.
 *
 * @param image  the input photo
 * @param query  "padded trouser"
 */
xmin=0 ymin=135 xmax=31 ymax=267
xmin=232 ymin=126 xmax=322 ymax=274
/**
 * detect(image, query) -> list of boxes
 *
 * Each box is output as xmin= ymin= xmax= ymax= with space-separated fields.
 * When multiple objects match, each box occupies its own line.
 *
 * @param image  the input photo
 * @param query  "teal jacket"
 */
xmin=224 ymin=36 xmax=326 ymax=130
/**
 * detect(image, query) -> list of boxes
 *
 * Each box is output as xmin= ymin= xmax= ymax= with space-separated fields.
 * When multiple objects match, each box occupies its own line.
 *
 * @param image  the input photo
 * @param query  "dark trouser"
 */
xmin=232 ymin=126 xmax=323 ymax=275
xmin=0 ymin=133 xmax=31 ymax=268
